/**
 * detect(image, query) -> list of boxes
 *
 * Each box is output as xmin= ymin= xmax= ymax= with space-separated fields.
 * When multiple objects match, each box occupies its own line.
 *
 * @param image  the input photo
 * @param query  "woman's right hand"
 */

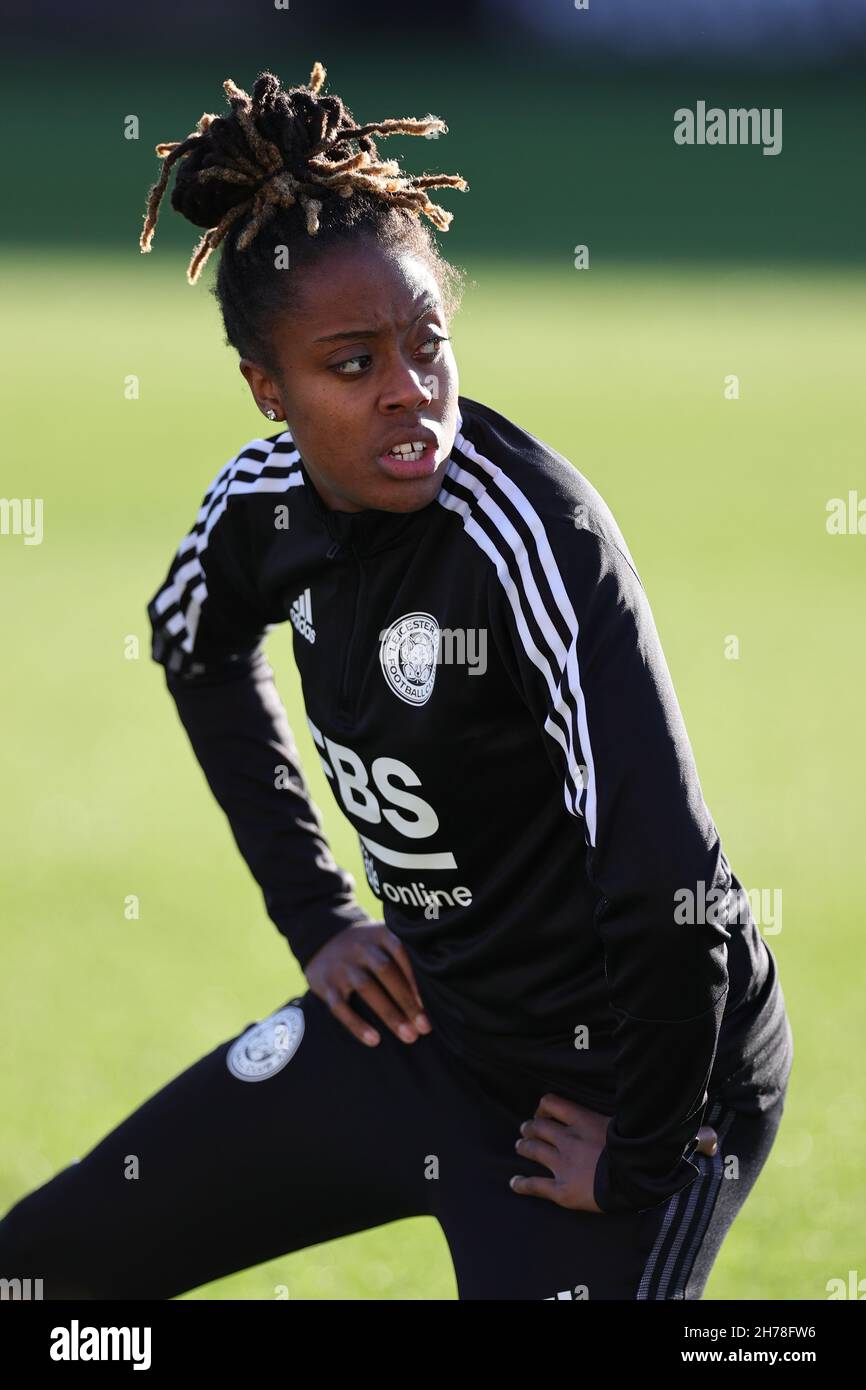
xmin=305 ymin=922 xmax=432 ymax=1048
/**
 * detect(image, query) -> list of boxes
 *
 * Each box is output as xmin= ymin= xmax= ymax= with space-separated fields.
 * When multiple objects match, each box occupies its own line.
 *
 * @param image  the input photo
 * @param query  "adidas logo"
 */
xmin=290 ymin=588 xmax=316 ymax=644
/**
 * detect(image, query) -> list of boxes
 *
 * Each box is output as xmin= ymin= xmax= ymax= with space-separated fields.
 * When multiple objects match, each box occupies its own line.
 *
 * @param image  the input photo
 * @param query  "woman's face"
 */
xmin=239 ymin=238 xmax=460 ymax=513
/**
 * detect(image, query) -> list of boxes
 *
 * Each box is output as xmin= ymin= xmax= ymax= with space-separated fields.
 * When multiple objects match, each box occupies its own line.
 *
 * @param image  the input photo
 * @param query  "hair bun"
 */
xmin=169 ymin=131 xmax=262 ymax=230
xmin=140 ymin=64 xmax=467 ymax=284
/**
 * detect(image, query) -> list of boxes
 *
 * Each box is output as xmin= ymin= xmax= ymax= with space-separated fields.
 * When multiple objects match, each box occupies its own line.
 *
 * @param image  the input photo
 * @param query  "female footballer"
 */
xmin=0 ymin=63 xmax=793 ymax=1300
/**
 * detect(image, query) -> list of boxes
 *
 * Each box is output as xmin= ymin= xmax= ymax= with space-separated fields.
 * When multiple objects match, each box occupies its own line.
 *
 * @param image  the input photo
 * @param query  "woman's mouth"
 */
xmin=377 ymin=440 xmax=438 ymax=480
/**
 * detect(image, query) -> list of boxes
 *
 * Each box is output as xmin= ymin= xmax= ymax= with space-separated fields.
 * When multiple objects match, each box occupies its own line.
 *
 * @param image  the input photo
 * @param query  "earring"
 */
xmin=264 ymin=408 xmax=277 ymax=420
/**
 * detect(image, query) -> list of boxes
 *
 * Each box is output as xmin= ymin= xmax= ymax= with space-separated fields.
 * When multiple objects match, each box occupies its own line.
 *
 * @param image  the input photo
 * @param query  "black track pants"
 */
xmin=0 ymin=989 xmax=788 ymax=1300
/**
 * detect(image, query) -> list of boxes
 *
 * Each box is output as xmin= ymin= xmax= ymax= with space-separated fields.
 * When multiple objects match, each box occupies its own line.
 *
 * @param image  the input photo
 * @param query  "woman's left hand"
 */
xmin=509 ymin=1094 xmax=610 ymax=1213
xmin=510 ymin=1093 xmax=720 ymax=1213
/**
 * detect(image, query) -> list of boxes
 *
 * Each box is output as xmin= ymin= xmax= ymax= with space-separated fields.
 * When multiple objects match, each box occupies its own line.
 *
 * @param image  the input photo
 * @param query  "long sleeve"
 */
xmin=487 ymin=512 xmax=731 ymax=1214
xmin=146 ymin=468 xmax=374 ymax=970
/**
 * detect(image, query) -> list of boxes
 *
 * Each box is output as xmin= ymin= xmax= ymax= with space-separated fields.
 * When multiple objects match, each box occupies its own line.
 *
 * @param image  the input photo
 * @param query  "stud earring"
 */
xmin=264 ymin=408 xmax=277 ymax=420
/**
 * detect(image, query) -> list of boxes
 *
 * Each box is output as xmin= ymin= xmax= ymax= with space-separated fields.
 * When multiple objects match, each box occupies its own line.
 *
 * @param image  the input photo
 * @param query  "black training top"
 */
xmin=147 ymin=394 xmax=793 ymax=1214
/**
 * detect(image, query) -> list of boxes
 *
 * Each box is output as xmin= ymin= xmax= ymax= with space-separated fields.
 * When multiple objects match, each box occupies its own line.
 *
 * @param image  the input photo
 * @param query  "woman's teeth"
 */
xmin=388 ymin=441 xmax=427 ymax=460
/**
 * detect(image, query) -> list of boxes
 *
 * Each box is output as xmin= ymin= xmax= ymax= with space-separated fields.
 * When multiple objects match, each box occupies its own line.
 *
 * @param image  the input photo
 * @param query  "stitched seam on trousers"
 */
xmin=674 ymin=1104 xmax=740 ymax=1299
xmin=669 ymin=1103 xmax=739 ymax=1299
xmin=637 ymin=1099 xmax=729 ymax=1300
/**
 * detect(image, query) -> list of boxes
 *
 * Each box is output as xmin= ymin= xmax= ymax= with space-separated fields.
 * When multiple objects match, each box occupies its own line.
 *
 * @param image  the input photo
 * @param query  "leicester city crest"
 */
xmin=379 ymin=611 xmax=440 ymax=706
xmin=226 ymin=1005 xmax=305 ymax=1082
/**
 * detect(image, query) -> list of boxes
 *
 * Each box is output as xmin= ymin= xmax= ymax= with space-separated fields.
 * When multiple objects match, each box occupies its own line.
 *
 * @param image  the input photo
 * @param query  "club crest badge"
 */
xmin=379 ymin=612 xmax=440 ymax=706
xmin=226 ymin=1005 xmax=305 ymax=1082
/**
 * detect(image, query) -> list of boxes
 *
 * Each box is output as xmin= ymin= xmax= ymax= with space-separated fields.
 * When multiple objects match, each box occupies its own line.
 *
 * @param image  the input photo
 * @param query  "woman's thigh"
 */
xmin=431 ymin=1106 xmax=656 ymax=1300
xmin=0 ymin=990 xmax=434 ymax=1299
xmin=433 ymin=1084 xmax=788 ymax=1301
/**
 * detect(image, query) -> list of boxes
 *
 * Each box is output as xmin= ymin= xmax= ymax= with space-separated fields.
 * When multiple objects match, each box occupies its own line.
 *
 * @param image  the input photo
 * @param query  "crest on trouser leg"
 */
xmin=226 ymin=1005 xmax=305 ymax=1081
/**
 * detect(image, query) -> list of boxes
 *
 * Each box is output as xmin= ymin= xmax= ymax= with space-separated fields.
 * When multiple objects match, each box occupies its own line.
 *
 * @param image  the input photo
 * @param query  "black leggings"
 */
xmin=0 ymin=988 xmax=788 ymax=1300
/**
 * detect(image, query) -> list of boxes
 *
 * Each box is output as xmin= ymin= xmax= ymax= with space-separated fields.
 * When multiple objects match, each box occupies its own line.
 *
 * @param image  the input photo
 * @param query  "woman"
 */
xmin=0 ymin=63 xmax=793 ymax=1301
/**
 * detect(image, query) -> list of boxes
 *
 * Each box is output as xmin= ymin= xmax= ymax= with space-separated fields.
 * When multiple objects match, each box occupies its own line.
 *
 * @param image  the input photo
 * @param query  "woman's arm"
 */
xmin=147 ymin=463 xmax=375 ymax=970
xmin=487 ymin=510 xmax=732 ymax=1214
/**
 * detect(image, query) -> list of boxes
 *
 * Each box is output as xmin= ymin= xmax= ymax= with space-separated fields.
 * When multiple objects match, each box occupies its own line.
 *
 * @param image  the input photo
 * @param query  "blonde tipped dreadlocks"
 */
xmin=140 ymin=62 xmax=468 ymax=286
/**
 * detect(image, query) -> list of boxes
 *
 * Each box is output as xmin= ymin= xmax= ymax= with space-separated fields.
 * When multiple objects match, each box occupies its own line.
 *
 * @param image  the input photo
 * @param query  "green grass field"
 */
xmin=1 ymin=252 xmax=864 ymax=1299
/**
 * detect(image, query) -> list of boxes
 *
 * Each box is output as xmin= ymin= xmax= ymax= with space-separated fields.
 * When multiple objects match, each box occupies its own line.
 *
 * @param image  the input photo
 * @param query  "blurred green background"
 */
xmin=2 ymin=29 xmax=864 ymax=1300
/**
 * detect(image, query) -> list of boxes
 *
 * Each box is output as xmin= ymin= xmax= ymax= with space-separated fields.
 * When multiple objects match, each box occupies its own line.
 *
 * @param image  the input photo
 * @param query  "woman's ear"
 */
xmin=238 ymin=357 xmax=284 ymax=422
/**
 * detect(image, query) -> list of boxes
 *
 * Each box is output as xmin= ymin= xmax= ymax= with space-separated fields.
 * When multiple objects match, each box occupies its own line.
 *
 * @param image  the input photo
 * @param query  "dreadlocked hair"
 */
xmin=139 ymin=63 xmax=468 ymax=375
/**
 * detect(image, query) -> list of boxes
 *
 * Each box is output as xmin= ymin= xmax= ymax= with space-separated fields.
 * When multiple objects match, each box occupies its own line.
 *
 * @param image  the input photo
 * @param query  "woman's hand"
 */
xmin=305 ymin=921 xmax=432 ymax=1048
xmin=509 ymin=1093 xmax=719 ymax=1213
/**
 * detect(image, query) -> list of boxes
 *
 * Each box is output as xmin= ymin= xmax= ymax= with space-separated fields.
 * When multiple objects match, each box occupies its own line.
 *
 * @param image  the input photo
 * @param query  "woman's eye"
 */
xmin=331 ymin=335 xmax=448 ymax=377
xmin=419 ymin=334 xmax=449 ymax=357
xmin=332 ymin=354 xmax=372 ymax=376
